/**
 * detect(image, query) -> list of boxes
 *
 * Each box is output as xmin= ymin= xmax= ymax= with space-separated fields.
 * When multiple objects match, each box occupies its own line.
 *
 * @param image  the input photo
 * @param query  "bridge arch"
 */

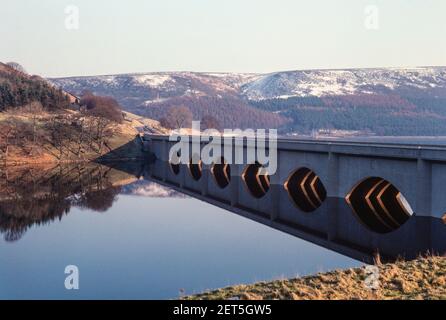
xmin=345 ymin=177 xmax=414 ymax=234
xmin=242 ymin=162 xmax=270 ymax=199
xmin=211 ymin=157 xmax=231 ymax=189
xmin=284 ymin=167 xmax=327 ymax=212
xmin=188 ymin=154 xmax=203 ymax=181
xmin=169 ymin=150 xmax=181 ymax=175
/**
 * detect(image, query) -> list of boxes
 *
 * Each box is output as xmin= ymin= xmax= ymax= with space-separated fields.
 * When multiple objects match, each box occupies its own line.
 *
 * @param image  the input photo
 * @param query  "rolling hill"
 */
xmin=0 ymin=62 xmax=165 ymax=164
xmin=50 ymin=72 xmax=288 ymax=130
xmin=50 ymin=67 xmax=446 ymax=135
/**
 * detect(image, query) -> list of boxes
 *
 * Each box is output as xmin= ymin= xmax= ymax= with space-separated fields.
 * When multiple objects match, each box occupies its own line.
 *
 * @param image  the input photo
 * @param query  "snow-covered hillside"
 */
xmin=49 ymin=67 xmax=446 ymax=135
xmin=241 ymin=67 xmax=446 ymax=100
xmin=51 ymin=67 xmax=446 ymax=103
xmin=51 ymin=72 xmax=261 ymax=103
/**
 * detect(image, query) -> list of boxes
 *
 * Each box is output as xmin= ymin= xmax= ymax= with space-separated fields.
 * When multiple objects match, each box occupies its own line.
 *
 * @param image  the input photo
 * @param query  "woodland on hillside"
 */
xmin=140 ymin=95 xmax=289 ymax=130
xmin=0 ymin=67 xmax=70 ymax=111
xmin=250 ymin=95 xmax=446 ymax=135
xmin=0 ymin=63 xmax=135 ymax=163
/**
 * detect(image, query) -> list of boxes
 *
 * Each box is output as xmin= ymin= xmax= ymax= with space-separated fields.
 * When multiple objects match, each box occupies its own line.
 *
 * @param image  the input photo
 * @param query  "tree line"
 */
xmin=250 ymin=95 xmax=446 ymax=135
xmin=0 ymin=70 xmax=70 ymax=111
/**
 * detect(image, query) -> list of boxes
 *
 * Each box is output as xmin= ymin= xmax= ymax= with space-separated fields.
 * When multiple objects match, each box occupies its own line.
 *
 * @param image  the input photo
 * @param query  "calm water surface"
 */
xmin=0 ymin=164 xmax=360 ymax=299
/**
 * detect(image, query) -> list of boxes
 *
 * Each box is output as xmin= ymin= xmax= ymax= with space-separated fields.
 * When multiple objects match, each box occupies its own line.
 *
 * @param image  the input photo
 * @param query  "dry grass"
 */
xmin=122 ymin=111 xmax=168 ymax=135
xmin=0 ymin=109 xmax=163 ymax=165
xmin=185 ymin=256 xmax=446 ymax=300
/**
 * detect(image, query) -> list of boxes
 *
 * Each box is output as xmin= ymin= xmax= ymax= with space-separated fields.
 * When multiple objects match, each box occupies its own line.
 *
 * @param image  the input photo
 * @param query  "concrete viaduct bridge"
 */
xmin=143 ymin=134 xmax=446 ymax=263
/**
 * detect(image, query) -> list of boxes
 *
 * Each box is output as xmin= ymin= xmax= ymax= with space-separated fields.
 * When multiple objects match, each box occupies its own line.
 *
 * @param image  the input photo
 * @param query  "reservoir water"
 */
xmin=0 ymin=162 xmax=360 ymax=299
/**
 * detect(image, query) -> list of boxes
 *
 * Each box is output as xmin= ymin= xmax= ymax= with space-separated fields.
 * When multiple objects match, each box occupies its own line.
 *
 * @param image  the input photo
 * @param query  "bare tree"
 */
xmin=95 ymin=117 xmax=110 ymax=154
xmin=159 ymin=117 xmax=172 ymax=129
xmin=13 ymin=121 xmax=35 ymax=155
xmin=201 ymin=115 xmax=221 ymax=131
xmin=81 ymin=93 xmax=123 ymax=123
xmin=72 ymin=115 xmax=87 ymax=157
xmin=0 ymin=118 xmax=18 ymax=159
xmin=164 ymin=105 xmax=193 ymax=129
xmin=25 ymin=102 xmax=44 ymax=155
xmin=6 ymin=62 xmax=27 ymax=74
xmin=45 ymin=115 xmax=72 ymax=159
xmin=86 ymin=116 xmax=118 ymax=155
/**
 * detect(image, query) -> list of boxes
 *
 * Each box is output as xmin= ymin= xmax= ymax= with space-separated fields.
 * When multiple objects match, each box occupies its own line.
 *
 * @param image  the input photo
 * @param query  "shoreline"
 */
xmin=185 ymin=256 xmax=446 ymax=300
xmin=1 ymin=157 xmax=146 ymax=167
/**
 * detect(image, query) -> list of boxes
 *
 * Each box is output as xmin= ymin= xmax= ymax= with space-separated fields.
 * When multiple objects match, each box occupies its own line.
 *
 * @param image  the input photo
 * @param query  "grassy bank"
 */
xmin=186 ymin=256 xmax=446 ymax=300
xmin=0 ymin=110 xmax=165 ymax=165
xmin=0 ymin=61 xmax=167 ymax=165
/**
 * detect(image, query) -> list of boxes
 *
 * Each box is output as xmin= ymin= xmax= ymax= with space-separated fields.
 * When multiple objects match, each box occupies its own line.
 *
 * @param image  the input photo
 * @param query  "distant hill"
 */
xmin=246 ymin=68 xmax=446 ymax=135
xmin=49 ymin=72 xmax=289 ymax=130
xmin=241 ymin=67 xmax=446 ymax=100
xmin=51 ymin=67 xmax=446 ymax=135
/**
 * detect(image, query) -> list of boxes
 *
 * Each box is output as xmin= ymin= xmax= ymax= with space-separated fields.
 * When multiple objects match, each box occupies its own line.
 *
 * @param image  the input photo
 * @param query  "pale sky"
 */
xmin=1 ymin=0 xmax=445 ymax=77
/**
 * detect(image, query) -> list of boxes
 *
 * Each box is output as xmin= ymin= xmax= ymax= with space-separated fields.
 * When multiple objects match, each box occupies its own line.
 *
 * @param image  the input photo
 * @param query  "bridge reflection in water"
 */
xmin=144 ymin=135 xmax=446 ymax=264
xmin=1 ymin=155 xmax=446 ymax=265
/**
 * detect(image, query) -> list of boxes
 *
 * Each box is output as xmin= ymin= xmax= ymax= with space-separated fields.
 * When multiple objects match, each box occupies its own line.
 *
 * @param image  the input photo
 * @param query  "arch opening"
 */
xmin=188 ymin=155 xmax=203 ymax=181
xmin=284 ymin=167 xmax=327 ymax=212
xmin=346 ymin=177 xmax=414 ymax=234
xmin=242 ymin=162 xmax=270 ymax=198
xmin=169 ymin=151 xmax=181 ymax=175
xmin=211 ymin=157 xmax=231 ymax=189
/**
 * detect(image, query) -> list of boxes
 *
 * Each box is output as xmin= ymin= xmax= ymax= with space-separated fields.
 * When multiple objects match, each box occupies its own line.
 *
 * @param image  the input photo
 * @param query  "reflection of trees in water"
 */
xmin=0 ymin=198 xmax=71 ymax=242
xmin=75 ymin=187 xmax=121 ymax=212
xmin=0 ymin=164 xmax=124 ymax=242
